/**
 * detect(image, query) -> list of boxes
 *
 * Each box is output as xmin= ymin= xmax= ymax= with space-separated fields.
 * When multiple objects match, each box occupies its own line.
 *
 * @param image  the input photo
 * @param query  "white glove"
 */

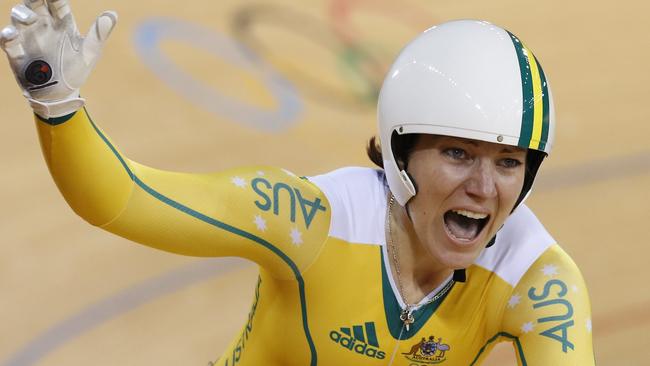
xmin=0 ymin=0 xmax=117 ymax=118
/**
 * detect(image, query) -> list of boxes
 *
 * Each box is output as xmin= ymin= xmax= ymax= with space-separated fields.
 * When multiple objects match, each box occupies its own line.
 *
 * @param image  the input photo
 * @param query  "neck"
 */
xmin=387 ymin=195 xmax=453 ymax=305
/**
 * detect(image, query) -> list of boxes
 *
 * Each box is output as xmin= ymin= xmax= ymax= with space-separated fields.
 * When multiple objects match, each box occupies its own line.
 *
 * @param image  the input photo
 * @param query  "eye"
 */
xmin=443 ymin=148 xmax=467 ymax=160
xmin=499 ymin=158 xmax=523 ymax=168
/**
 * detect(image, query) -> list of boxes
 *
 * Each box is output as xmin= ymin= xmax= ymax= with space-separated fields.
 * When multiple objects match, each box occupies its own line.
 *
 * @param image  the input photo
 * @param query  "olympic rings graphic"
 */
xmin=133 ymin=18 xmax=302 ymax=132
xmin=132 ymin=2 xmax=438 ymax=129
xmin=231 ymin=3 xmax=383 ymax=111
xmin=230 ymin=1 xmax=438 ymax=111
xmin=327 ymin=0 xmax=439 ymax=94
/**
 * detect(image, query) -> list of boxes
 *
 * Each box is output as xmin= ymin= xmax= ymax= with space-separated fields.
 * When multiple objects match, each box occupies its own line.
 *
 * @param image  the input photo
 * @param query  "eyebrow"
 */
xmin=500 ymin=147 xmax=520 ymax=154
xmin=457 ymin=139 xmax=523 ymax=154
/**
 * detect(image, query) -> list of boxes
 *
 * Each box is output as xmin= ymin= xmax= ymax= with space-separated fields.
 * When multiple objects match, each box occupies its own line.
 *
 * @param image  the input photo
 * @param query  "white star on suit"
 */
xmin=508 ymin=294 xmax=522 ymax=308
xmin=521 ymin=322 xmax=534 ymax=333
xmin=290 ymin=227 xmax=303 ymax=246
xmin=254 ymin=215 xmax=267 ymax=232
xmin=541 ymin=264 xmax=559 ymax=277
xmin=231 ymin=176 xmax=247 ymax=188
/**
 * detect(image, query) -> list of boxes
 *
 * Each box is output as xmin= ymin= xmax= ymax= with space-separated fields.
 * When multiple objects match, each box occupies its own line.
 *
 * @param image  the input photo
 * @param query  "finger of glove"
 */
xmin=47 ymin=0 xmax=74 ymax=24
xmin=10 ymin=4 xmax=39 ymax=29
xmin=23 ymin=0 xmax=49 ymax=16
xmin=0 ymin=25 xmax=25 ymax=59
xmin=83 ymin=11 xmax=117 ymax=63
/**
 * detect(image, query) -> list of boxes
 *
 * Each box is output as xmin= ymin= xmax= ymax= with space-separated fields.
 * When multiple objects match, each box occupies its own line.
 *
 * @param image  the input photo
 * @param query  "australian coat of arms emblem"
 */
xmin=402 ymin=336 xmax=451 ymax=364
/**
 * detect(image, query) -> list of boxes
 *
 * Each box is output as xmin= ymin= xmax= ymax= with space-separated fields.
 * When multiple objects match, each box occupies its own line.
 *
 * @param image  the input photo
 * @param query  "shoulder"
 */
xmin=308 ymin=166 xmax=386 ymax=194
xmin=522 ymin=243 xmax=587 ymax=288
xmin=498 ymin=242 xmax=593 ymax=362
xmin=473 ymin=204 xmax=557 ymax=288
xmin=308 ymin=167 xmax=387 ymax=245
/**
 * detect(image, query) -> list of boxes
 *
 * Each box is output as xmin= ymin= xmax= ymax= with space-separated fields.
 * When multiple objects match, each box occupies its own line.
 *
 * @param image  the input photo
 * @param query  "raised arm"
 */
xmin=500 ymin=244 xmax=595 ymax=365
xmin=1 ymin=1 xmax=330 ymax=279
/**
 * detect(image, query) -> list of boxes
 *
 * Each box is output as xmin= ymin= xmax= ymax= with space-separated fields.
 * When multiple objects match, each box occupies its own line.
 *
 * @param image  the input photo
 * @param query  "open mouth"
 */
xmin=443 ymin=209 xmax=490 ymax=242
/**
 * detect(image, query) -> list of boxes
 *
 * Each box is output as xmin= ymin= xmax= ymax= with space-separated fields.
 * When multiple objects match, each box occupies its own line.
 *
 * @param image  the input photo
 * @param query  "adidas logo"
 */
xmin=329 ymin=322 xmax=386 ymax=360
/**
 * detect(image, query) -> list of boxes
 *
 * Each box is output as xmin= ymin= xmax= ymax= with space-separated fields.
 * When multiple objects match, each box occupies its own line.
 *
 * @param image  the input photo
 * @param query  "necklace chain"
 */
xmin=386 ymin=194 xmax=454 ymax=331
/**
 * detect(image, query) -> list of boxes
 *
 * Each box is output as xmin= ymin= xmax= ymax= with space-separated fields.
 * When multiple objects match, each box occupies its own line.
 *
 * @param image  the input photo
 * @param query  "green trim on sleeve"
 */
xmin=35 ymin=111 xmax=78 ymax=125
xmin=82 ymin=108 xmax=319 ymax=366
xmin=469 ymin=332 xmax=527 ymax=366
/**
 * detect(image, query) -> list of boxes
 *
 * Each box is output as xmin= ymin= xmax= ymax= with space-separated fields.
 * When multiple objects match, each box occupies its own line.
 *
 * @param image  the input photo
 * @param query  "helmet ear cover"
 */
xmin=516 ymin=149 xmax=547 ymax=209
xmin=390 ymin=131 xmax=418 ymax=170
xmin=391 ymin=131 xmax=420 ymax=195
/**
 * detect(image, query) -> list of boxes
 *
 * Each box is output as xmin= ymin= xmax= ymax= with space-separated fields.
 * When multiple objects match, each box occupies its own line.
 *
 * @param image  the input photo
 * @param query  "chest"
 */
xmin=293 ymin=241 xmax=501 ymax=365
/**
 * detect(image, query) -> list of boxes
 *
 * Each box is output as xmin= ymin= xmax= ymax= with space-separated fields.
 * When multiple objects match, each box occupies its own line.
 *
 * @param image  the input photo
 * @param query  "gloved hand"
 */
xmin=0 ymin=0 xmax=117 ymax=118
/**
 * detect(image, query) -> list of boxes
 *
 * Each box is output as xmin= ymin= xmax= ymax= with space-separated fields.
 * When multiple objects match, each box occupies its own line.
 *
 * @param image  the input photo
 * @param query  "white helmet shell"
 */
xmin=378 ymin=20 xmax=555 ymax=205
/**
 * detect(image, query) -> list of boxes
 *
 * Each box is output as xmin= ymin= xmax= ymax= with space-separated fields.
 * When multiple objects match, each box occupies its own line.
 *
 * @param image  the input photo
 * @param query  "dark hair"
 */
xmin=366 ymin=136 xmax=384 ymax=168
xmin=366 ymin=133 xmax=419 ymax=169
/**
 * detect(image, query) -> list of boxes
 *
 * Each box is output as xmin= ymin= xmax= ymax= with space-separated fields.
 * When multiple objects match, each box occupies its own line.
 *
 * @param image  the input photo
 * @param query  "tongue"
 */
xmin=444 ymin=211 xmax=480 ymax=241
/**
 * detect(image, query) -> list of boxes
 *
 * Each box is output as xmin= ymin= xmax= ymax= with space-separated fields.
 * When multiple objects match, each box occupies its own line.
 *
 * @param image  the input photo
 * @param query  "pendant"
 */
xmin=400 ymin=309 xmax=415 ymax=331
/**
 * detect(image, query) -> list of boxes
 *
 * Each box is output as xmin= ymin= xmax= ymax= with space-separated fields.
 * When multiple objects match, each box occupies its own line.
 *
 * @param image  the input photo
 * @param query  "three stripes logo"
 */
xmin=329 ymin=322 xmax=386 ymax=359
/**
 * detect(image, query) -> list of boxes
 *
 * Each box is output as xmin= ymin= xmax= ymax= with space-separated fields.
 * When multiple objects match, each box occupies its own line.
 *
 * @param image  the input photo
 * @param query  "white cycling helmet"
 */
xmin=378 ymin=19 xmax=555 ymax=206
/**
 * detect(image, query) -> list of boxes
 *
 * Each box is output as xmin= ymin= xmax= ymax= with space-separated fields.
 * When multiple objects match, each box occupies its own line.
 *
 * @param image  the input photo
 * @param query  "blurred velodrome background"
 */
xmin=1 ymin=0 xmax=649 ymax=365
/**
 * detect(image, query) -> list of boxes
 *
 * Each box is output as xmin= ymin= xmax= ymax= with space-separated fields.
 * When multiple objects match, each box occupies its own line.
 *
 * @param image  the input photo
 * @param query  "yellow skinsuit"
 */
xmin=34 ymin=108 xmax=595 ymax=365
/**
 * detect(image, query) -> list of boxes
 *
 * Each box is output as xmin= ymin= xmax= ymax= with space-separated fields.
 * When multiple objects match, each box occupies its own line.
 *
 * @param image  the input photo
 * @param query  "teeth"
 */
xmin=452 ymin=209 xmax=488 ymax=220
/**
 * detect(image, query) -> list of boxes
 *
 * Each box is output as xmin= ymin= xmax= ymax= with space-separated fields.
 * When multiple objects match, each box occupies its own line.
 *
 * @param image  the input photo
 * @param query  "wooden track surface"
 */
xmin=1 ymin=0 xmax=648 ymax=365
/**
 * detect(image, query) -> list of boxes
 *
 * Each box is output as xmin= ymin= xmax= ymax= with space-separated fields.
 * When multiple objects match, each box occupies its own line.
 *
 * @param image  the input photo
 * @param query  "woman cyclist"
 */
xmin=1 ymin=1 xmax=594 ymax=364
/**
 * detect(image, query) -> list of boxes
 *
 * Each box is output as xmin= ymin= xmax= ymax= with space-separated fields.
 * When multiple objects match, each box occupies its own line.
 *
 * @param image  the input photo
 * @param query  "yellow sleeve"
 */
xmin=500 ymin=244 xmax=595 ymax=365
xmin=35 ymin=108 xmax=330 ymax=280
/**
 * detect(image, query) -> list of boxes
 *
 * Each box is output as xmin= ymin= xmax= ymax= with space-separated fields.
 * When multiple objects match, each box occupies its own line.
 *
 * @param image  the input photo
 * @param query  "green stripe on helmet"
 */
xmin=507 ymin=31 xmax=535 ymax=149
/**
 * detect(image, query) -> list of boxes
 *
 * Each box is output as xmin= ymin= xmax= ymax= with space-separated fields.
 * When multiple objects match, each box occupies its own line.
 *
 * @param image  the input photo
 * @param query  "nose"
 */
xmin=465 ymin=159 xmax=497 ymax=199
